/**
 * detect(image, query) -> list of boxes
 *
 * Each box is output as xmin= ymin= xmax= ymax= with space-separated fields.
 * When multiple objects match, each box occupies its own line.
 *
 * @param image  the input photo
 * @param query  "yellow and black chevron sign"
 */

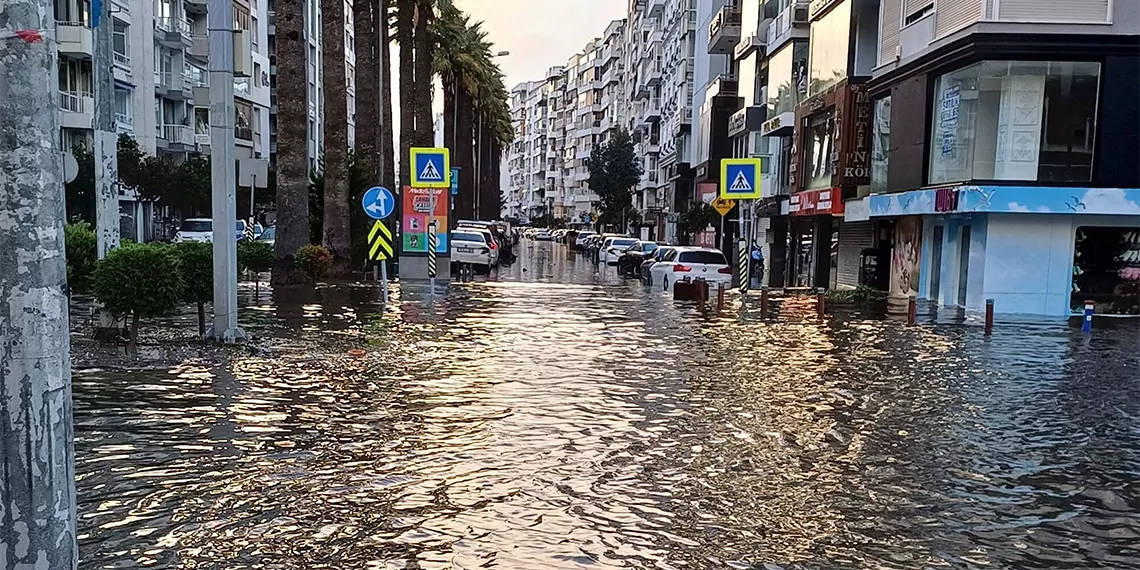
xmin=368 ymin=220 xmax=394 ymax=261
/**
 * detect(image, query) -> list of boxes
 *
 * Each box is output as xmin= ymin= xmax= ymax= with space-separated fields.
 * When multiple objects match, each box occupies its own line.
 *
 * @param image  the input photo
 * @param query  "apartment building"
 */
xmin=506 ymin=80 xmax=549 ymax=221
xmin=656 ymin=0 xmax=699 ymax=243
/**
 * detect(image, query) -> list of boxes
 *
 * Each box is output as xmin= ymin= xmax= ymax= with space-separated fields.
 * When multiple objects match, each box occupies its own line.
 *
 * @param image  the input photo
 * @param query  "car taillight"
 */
xmin=489 ymin=241 xmax=498 ymax=250
xmin=674 ymin=264 xmax=691 ymax=272
xmin=718 ymin=267 xmax=733 ymax=274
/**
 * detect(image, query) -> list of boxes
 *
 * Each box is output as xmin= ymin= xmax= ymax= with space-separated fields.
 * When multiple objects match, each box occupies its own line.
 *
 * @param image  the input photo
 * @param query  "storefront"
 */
xmin=788 ymin=188 xmax=843 ymax=288
xmin=869 ymin=186 xmax=1140 ymax=316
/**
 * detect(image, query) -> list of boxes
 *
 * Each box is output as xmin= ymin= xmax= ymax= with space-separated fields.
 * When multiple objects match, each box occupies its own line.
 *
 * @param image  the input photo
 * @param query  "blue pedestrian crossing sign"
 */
xmin=410 ymin=147 xmax=451 ymax=187
xmin=362 ymin=186 xmax=395 ymax=219
xmin=720 ymin=158 xmax=762 ymax=200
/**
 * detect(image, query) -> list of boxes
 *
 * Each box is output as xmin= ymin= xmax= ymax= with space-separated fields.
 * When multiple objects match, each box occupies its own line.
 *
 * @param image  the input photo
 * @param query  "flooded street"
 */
xmin=74 ymin=242 xmax=1140 ymax=569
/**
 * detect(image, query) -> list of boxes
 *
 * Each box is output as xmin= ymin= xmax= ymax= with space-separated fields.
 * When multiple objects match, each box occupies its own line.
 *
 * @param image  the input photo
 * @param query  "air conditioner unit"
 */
xmin=792 ymin=7 xmax=810 ymax=24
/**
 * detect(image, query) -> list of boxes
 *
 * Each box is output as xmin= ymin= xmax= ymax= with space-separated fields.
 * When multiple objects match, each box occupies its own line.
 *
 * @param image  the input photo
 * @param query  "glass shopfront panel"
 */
xmin=766 ymin=41 xmax=809 ymax=118
xmin=870 ymin=96 xmax=890 ymax=194
xmin=808 ymin=0 xmax=851 ymax=97
xmin=803 ymin=109 xmax=836 ymax=190
xmin=929 ymin=60 xmax=1101 ymax=185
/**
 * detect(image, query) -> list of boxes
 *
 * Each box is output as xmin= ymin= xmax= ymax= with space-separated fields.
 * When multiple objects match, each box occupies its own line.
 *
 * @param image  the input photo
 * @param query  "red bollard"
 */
xmin=717 ymin=282 xmax=725 ymax=313
xmin=760 ymin=286 xmax=769 ymax=316
xmin=985 ymin=299 xmax=995 ymax=335
xmin=816 ymin=288 xmax=826 ymax=320
xmin=907 ymin=296 xmax=917 ymax=326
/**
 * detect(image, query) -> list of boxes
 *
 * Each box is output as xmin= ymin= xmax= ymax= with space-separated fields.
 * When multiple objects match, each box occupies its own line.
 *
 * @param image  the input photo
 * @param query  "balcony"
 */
xmin=647 ymin=0 xmax=664 ymax=16
xmin=185 ymin=0 xmax=207 ymax=9
xmin=235 ymin=126 xmax=254 ymax=142
xmin=158 ymin=124 xmax=194 ymax=149
xmin=645 ymin=98 xmax=662 ymax=122
xmin=58 ymin=91 xmax=93 ymax=129
xmin=115 ymin=113 xmax=133 ymax=134
xmin=766 ymin=0 xmax=811 ymax=52
xmin=189 ymin=35 xmax=209 ymax=61
xmin=708 ymin=73 xmax=739 ymax=99
xmin=56 ymin=21 xmax=93 ymax=58
xmin=112 ymin=52 xmax=132 ymax=84
xmin=708 ymin=5 xmax=742 ymax=54
xmin=734 ymin=34 xmax=766 ymax=59
xmin=154 ymin=17 xmax=192 ymax=48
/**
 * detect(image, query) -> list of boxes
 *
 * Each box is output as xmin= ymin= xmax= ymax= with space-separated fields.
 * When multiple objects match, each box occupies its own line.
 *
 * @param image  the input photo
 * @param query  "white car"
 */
xmin=450 ymin=229 xmax=493 ymax=270
xmin=649 ymin=247 xmax=733 ymax=293
xmin=173 ymin=218 xmax=213 ymax=243
xmin=534 ymin=229 xmax=552 ymax=241
xmin=599 ymin=237 xmax=638 ymax=265
xmin=574 ymin=231 xmax=596 ymax=248
xmin=457 ymin=225 xmax=500 ymax=266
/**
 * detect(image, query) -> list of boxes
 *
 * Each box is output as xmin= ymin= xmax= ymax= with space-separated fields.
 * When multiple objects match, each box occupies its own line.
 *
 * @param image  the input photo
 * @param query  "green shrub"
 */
xmin=295 ymin=244 xmax=333 ymax=282
xmin=238 ymin=240 xmax=275 ymax=274
xmin=173 ymin=241 xmax=213 ymax=336
xmin=92 ymin=243 xmax=182 ymax=348
xmin=64 ymin=222 xmax=97 ymax=293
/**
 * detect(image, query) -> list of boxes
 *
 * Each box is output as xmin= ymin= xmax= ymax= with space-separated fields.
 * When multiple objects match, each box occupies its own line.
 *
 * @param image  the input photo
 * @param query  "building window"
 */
xmin=870 ymin=96 xmax=890 ymax=194
xmin=929 ymin=61 xmax=1101 ymax=185
xmin=808 ymin=0 xmax=851 ymax=98
xmin=803 ymin=109 xmax=836 ymax=190
xmin=766 ymin=40 xmax=809 ymax=117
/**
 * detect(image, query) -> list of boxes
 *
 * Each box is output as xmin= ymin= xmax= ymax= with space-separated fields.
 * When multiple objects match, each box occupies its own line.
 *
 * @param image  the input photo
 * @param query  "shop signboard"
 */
xmin=934 ymin=187 xmax=961 ymax=212
xmin=401 ymin=186 xmax=449 ymax=254
xmin=790 ymin=188 xmax=845 ymax=216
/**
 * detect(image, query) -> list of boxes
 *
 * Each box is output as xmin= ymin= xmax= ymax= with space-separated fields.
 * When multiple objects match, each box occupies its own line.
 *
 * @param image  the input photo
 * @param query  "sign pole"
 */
xmin=428 ymin=188 xmax=437 ymax=301
xmin=381 ymin=260 xmax=390 ymax=306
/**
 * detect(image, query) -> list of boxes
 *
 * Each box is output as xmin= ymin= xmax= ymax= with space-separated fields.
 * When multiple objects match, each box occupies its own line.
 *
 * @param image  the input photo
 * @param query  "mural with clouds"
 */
xmin=869 ymin=186 xmax=1140 ymax=217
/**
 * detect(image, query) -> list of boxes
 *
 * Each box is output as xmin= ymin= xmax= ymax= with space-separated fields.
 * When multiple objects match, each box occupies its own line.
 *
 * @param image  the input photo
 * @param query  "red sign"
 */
xmin=789 ymin=188 xmax=845 ymax=216
xmin=935 ymin=187 xmax=961 ymax=213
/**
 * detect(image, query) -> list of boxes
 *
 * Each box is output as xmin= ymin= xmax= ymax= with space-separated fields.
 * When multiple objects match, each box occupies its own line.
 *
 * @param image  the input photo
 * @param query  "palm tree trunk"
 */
xmin=380 ymin=0 xmax=396 ymax=192
xmin=413 ymin=0 xmax=434 ymax=146
xmin=397 ymin=0 xmax=415 ymax=188
xmin=354 ymin=0 xmax=379 ymax=183
xmin=443 ymin=79 xmax=455 ymax=155
xmin=454 ymin=89 xmax=475 ymax=220
xmin=272 ymin=0 xmax=310 ymax=285
xmin=490 ymin=138 xmax=503 ymax=219
xmin=322 ymin=0 xmax=351 ymax=272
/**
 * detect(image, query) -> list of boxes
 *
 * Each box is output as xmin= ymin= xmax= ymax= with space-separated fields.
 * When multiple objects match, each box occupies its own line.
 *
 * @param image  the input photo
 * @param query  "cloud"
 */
xmin=1007 ymin=202 xmax=1031 ymax=213
xmin=1080 ymin=188 xmax=1140 ymax=215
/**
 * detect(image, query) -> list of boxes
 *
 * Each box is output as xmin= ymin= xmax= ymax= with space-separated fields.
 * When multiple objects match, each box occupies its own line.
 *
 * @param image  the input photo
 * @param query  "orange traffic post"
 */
xmin=760 ymin=286 xmax=769 ymax=316
xmin=985 ymin=298 xmax=995 ymax=335
xmin=816 ymin=288 xmax=826 ymax=320
xmin=907 ymin=296 xmax=918 ymax=326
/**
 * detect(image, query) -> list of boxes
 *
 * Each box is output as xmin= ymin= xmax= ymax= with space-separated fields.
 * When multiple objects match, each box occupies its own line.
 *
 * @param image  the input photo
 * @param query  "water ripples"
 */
xmin=74 ymin=243 xmax=1140 ymax=569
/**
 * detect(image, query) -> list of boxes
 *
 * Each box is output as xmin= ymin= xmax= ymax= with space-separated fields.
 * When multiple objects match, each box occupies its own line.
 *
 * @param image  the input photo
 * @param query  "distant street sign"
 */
xmin=720 ymin=158 xmax=762 ymax=200
xmin=362 ymin=186 xmax=395 ymax=219
xmin=368 ymin=220 xmax=395 ymax=261
xmin=450 ymin=167 xmax=460 ymax=196
xmin=409 ymin=147 xmax=451 ymax=187
xmin=712 ymin=197 xmax=736 ymax=216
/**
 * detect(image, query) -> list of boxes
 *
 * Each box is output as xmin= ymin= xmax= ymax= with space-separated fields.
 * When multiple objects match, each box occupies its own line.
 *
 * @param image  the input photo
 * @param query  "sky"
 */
xmin=453 ymin=0 xmax=628 ymax=90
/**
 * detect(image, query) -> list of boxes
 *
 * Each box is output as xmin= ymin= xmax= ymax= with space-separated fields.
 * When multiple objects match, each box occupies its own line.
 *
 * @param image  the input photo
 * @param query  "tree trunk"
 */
xmin=397 ymin=0 xmax=415 ymax=189
xmin=272 ymin=0 xmax=310 ymax=285
xmin=413 ymin=0 xmax=434 ymax=146
xmin=322 ymin=0 xmax=351 ymax=273
xmin=380 ymin=0 xmax=396 ymax=193
xmin=454 ymin=89 xmax=475 ymax=221
xmin=443 ymin=79 xmax=455 ymax=157
xmin=490 ymin=138 xmax=503 ymax=219
xmin=354 ymin=0 xmax=379 ymax=183
xmin=197 ymin=300 xmax=206 ymax=337
xmin=130 ymin=311 xmax=140 ymax=352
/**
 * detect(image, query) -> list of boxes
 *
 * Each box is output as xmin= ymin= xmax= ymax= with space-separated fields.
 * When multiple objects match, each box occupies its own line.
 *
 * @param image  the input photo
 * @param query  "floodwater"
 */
xmin=74 ymin=242 xmax=1140 ymax=569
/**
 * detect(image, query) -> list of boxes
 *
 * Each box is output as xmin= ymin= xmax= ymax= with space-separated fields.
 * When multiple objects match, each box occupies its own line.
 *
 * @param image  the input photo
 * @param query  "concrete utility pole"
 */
xmin=93 ymin=0 xmax=118 ymax=257
xmin=0 ymin=0 xmax=79 ymax=565
xmin=207 ymin=0 xmax=245 ymax=342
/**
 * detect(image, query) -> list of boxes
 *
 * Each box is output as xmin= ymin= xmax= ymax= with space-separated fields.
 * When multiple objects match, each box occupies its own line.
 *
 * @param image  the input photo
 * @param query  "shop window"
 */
xmin=808 ymin=0 xmax=851 ymax=97
xmin=870 ymin=96 xmax=890 ymax=194
xmin=1072 ymin=227 xmax=1140 ymax=316
xmin=929 ymin=61 xmax=1101 ymax=185
xmin=766 ymin=41 xmax=809 ymax=117
xmin=803 ymin=109 xmax=836 ymax=190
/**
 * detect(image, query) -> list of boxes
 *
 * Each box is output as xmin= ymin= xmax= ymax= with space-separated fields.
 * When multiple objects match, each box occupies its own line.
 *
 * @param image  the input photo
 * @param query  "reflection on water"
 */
xmin=75 ymin=243 xmax=1140 ymax=569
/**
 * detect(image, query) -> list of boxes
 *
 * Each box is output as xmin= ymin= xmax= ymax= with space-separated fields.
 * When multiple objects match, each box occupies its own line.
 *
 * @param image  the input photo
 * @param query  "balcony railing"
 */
xmin=235 ymin=126 xmax=253 ymax=141
xmin=113 ymin=52 xmax=130 ymax=68
xmin=58 ymin=90 xmax=91 ymax=113
xmin=115 ymin=113 xmax=132 ymax=125
xmin=161 ymin=124 xmax=194 ymax=146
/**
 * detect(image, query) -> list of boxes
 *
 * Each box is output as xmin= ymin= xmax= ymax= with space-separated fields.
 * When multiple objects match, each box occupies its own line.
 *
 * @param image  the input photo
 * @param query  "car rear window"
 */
xmin=452 ymin=231 xmax=486 ymax=243
xmin=679 ymin=251 xmax=727 ymax=265
xmin=641 ymin=243 xmax=657 ymax=252
xmin=180 ymin=220 xmax=212 ymax=232
xmin=612 ymin=238 xmax=637 ymax=248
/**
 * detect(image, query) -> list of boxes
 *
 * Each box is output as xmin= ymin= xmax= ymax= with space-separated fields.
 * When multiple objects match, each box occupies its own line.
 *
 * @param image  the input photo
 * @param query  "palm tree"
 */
xmin=321 ymin=0 xmax=350 ymax=270
xmin=413 ymin=0 xmax=434 ymax=146
xmin=271 ymin=0 xmax=310 ymax=284
xmin=354 ymin=0 xmax=379 ymax=182
xmin=396 ymin=0 xmax=415 ymax=187
xmin=379 ymin=0 xmax=396 ymax=193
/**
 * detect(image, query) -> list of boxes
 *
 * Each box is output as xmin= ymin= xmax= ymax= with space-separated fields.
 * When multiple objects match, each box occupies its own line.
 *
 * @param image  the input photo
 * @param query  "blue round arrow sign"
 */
xmin=362 ymin=186 xmax=395 ymax=220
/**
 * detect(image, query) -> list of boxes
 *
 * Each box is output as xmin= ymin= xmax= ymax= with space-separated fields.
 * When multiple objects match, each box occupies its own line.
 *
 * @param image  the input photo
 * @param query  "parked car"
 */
xmin=616 ymin=241 xmax=661 ymax=277
xmin=552 ymin=229 xmax=568 ymax=242
xmin=640 ymin=246 xmax=676 ymax=285
xmin=534 ymin=229 xmax=552 ymax=241
xmin=450 ymin=229 xmax=493 ymax=271
xmin=574 ymin=231 xmax=596 ymax=250
xmin=599 ymin=237 xmax=638 ymax=265
xmin=648 ymin=247 xmax=732 ymax=293
xmin=173 ymin=218 xmax=213 ymax=243
xmin=457 ymin=225 xmax=500 ymax=266
xmin=257 ymin=226 xmax=275 ymax=247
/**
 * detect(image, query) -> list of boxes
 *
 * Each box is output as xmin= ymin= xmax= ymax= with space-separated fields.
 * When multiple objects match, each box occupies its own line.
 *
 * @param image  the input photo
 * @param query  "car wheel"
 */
xmin=662 ymin=276 xmax=668 ymax=291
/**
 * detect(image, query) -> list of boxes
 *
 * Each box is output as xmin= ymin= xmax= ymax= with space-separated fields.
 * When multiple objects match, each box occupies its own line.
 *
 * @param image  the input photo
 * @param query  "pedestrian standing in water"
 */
xmin=751 ymin=241 xmax=765 ymax=287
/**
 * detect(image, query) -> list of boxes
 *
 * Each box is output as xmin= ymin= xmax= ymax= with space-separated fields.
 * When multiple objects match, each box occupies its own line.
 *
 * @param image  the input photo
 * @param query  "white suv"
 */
xmin=649 ymin=247 xmax=732 ymax=292
xmin=599 ymin=237 xmax=637 ymax=265
xmin=173 ymin=218 xmax=213 ymax=243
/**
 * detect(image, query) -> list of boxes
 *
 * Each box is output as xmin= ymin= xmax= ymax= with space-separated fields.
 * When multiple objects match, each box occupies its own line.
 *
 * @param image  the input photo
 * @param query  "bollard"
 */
xmin=985 ymin=298 xmax=995 ymax=335
xmin=760 ymin=286 xmax=769 ymax=316
xmin=907 ymin=296 xmax=917 ymax=326
xmin=816 ymin=288 xmax=826 ymax=320
xmin=1082 ymin=300 xmax=1094 ymax=333
xmin=717 ymin=282 xmax=726 ymax=313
